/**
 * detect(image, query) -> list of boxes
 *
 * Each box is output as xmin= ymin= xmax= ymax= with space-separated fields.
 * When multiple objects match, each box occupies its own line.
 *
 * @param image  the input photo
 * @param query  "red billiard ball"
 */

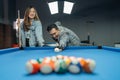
xmin=26 ymin=59 xmax=40 ymax=74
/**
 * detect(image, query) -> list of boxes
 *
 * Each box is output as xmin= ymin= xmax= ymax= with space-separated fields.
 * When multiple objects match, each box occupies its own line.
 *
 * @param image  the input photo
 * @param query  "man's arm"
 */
xmin=59 ymin=32 xmax=69 ymax=49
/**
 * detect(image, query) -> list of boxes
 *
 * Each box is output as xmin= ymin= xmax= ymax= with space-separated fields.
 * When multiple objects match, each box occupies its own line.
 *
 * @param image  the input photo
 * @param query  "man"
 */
xmin=47 ymin=21 xmax=80 ymax=51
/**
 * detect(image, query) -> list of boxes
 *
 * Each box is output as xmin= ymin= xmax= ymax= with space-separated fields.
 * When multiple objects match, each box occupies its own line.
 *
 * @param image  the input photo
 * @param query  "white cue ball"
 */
xmin=54 ymin=48 xmax=61 ymax=52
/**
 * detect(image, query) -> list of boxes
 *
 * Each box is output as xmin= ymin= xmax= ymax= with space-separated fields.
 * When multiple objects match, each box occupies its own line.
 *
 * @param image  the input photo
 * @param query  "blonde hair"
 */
xmin=23 ymin=6 xmax=40 ymax=31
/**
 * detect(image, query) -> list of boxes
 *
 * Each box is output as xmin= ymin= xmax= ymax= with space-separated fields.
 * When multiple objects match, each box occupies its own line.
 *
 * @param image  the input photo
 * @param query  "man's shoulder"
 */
xmin=59 ymin=30 xmax=69 ymax=37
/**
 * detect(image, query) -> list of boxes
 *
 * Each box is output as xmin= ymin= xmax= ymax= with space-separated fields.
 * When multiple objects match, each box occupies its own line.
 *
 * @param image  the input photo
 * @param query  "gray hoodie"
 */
xmin=55 ymin=21 xmax=80 ymax=49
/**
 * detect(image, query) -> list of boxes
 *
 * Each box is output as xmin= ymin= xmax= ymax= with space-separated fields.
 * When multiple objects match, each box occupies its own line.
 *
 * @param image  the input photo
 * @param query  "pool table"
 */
xmin=0 ymin=46 xmax=120 ymax=80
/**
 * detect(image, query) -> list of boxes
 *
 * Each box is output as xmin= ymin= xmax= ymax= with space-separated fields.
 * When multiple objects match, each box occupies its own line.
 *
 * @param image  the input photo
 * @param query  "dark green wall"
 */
xmin=0 ymin=0 xmax=3 ymax=23
xmin=0 ymin=0 xmax=16 ymax=24
xmin=8 ymin=0 xmax=16 ymax=24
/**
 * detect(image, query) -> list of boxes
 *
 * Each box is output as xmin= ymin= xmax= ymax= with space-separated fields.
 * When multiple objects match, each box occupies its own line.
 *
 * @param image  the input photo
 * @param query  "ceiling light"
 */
xmin=48 ymin=1 xmax=58 ymax=15
xmin=63 ymin=1 xmax=74 ymax=14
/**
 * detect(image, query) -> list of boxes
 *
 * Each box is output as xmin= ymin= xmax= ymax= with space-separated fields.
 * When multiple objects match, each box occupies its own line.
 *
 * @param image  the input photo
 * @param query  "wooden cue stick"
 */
xmin=17 ymin=10 xmax=22 ymax=48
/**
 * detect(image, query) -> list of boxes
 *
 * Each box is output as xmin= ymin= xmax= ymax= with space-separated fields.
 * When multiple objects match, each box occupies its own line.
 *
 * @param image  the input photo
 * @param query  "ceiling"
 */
xmin=16 ymin=0 xmax=120 ymax=18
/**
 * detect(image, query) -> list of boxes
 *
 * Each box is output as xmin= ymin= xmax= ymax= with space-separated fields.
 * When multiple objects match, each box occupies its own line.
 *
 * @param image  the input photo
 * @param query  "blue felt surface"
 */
xmin=0 ymin=46 xmax=120 ymax=80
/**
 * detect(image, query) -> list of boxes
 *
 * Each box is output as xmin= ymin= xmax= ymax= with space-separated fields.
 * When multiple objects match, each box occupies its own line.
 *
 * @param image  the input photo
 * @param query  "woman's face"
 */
xmin=28 ymin=8 xmax=36 ymax=19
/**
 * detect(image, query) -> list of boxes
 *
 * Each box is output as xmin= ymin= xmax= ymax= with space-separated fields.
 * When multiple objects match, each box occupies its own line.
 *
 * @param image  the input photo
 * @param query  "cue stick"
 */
xmin=17 ymin=10 xmax=23 ymax=49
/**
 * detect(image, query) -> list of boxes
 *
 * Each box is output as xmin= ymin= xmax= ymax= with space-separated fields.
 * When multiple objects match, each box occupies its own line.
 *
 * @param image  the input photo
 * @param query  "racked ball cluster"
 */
xmin=25 ymin=55 xmax=96 ymax=74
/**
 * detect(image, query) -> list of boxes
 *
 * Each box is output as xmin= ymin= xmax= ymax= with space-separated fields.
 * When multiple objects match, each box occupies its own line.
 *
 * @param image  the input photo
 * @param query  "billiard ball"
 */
xmin=56 ymin=55 xmax=63 ymax=59
xmin=77 ymin=58 xmax=90 ymax=73
xmin=63 ymin=56 xmax=69 ymax=59
xmin=25 ymin=59 xmax=40 ymax=74
xmin=54 ymin=48 xmax=62 ymax=52
xmin=51 ymin=56 xmax=57 ymax=62
xmin=54 ymin=59 xmax=67 ymax=73
xmin=36 ymin=58 xmax=43 ymax=64
xmin=68 ymin=59 xmax=82 ymax=74
xmin=69 ymin=56 xmax=76 ymax=61
xmin=86 ymin=59 xmax=96 ymax=73
xmin=40 ymin=59 xmax=54 ymax=74
xmin=44 ymin=57 xmax=51 ymax=61
xmin=63 ymin=57 xmax=71 ymax=66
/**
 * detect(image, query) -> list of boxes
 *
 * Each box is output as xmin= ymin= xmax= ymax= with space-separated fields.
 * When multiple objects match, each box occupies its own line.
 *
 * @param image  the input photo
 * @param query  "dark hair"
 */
xmin=47 ymin=24 xmax=59 ymax=32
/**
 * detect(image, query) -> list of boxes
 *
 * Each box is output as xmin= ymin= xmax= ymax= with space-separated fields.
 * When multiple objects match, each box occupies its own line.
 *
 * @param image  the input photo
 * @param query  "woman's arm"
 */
xmin=34 ymin=21 xmax=45 ymax=46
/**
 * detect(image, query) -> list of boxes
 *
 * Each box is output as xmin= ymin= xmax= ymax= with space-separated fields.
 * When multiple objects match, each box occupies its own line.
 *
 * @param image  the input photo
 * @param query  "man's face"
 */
xmin=49 ymin=28 xmax=60 ymax=39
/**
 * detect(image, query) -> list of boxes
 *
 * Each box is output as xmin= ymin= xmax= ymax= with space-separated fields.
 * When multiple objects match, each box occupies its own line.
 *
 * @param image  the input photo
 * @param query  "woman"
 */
xmin=19 ymin=6 xmax=44 ymax=47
